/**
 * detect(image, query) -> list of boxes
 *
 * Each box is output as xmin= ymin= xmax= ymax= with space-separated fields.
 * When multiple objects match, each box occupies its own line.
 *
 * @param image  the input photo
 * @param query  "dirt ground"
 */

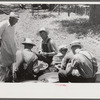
xmin=1 ymin=9 xmax=100 ymax=73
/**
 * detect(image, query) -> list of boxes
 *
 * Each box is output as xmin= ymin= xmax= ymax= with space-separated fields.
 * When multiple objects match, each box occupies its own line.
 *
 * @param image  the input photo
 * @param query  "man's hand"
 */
xmin=12 ymin=63 xmax=18 ymax=73
xmin=66 ymin=63 xmax=72 ymax=70
xmin=34 ymin=68 xmax=40 ymax=73
xmin=65 ymin=63 xmax=72 ymax=75
xmin=39 ymin=52 xmax=48 ymax=56
xmin=72 ymin=69 xmax=80 ymax=76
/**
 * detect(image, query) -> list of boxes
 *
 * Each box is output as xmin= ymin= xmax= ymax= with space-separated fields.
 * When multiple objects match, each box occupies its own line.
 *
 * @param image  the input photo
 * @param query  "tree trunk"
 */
xmin=89 ymin=5 xmax=100 ymax=25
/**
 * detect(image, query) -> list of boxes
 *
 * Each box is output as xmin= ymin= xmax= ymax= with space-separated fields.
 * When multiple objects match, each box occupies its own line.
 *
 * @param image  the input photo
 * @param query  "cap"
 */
xmin=70 ymin=40 xmax=82 ymax=48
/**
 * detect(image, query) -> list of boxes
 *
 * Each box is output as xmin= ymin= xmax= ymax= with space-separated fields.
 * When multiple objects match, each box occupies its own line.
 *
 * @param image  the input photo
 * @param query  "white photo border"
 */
xmin=0 ymin=0 xmax=99 ymax=99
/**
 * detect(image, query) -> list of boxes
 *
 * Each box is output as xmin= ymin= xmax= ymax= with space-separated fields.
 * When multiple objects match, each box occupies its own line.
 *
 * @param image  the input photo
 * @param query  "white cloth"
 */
xmin=0 ymin=20 xmax=17 ymax=67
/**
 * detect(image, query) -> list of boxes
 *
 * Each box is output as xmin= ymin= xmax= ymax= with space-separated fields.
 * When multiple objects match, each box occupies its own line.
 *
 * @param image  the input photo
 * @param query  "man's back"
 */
xmin=72 ymin=51 xmax=96 ymax=78
xmin=14 ymin=49 xmax=38 ymax=82
xmin=23 ymin=49 xmax=38 ymax=64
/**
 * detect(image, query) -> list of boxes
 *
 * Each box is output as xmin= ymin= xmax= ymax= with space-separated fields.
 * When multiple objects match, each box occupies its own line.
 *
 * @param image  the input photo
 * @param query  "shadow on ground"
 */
xmin=54 ymin=18 xmax=100 ymax=39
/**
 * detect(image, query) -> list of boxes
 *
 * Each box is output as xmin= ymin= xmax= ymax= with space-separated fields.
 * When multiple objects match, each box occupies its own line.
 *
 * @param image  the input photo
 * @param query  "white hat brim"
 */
xmin=22 ymin=42 xmax=36 ymax=46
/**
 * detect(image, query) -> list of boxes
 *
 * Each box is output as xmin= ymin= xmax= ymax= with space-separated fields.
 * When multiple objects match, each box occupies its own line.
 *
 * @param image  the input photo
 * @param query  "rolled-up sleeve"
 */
xmin=61 ymin=55 xmax=68 ymax=69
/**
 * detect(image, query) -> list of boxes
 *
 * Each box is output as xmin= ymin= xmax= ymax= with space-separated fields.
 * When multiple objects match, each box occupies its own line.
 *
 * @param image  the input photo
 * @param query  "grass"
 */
xmin=59 ymin=17 xmax=100 ymax=39
xmin=0 ymin=10 xmax=100 ymax=73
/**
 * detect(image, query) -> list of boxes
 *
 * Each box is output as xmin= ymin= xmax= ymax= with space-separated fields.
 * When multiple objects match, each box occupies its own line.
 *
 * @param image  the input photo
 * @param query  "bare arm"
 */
xmin=46 ymin=40 xmax=58 ymax=56
xmin=61 ymin=52 xmax=72 ymax=69
xmin=61 ymin=55 xmax=69 ymax=69
xmin=13 ymin=50 xmax=23 ymax=72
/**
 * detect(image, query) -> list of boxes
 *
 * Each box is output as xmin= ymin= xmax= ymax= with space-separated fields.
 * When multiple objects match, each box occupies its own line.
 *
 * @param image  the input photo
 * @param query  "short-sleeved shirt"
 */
xmin=71 ymin=51 xmax=95 ymax=78
xmin=0 ymin=20 xmax=17 ymax=67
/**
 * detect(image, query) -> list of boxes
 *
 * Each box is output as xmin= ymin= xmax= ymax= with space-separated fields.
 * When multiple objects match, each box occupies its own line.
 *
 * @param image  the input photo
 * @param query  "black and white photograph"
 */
xmin=0 ymin=2 xmax=99 ymax=83
xmin=0 ymin=1 xmax=100 ymax=99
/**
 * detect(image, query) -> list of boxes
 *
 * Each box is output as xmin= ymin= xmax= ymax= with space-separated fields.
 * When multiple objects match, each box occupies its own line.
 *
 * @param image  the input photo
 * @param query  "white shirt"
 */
xmin=0 ymin=20 xmax=17 ymax=67
xmin=22 ymin=49 xmax=38 ymax=64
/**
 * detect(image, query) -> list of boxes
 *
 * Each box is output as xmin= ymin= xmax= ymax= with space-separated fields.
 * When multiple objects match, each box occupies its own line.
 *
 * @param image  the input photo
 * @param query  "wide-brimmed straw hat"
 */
xmin=22 ymin=38 xmax=36 ymax=46
xmin=9 ymin=12 xmax=19 ymax=19
xmin=70 ymin=40 xmax=82 ymax=48
xmin=37 ymin=27 xmax=49 ymax=35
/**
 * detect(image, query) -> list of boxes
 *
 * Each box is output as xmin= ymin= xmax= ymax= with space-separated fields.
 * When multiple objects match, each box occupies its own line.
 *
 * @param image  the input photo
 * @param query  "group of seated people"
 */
xmin=13 ymin=27 xmax=98 ymax=83
xmin=0 ymin=11 xmax=97 ymax=83
xmin=13 ymin=27 xmax=58 ymax=82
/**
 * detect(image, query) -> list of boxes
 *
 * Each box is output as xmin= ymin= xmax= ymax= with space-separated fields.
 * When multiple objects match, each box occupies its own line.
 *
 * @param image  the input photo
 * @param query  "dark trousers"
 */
xmin=14 ymin=62 xmax=35 ymax=82
xmin=0 ymin=66 xmax=13 ymax=82
xmin=37 ymin=54 xmax=53 ymax=66
xmin=4 ymin=65 xmax=13 ymax=82
xmin=58 ymin=70 xmax=95 ymax=83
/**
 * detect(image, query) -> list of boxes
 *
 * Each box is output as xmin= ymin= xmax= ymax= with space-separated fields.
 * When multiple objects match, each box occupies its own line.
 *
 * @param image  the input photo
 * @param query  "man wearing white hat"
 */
xmin=37 ymin=27 xmax=58 ymax=67
xmin=0 ymin=12 xmax=19 ymax=82
xmin=59 ymin=40 xmax=98 ymax=83
xmin=52 ymin=45 xmax=68 ymax=66
xmin=13 ymin=38 xmax=39 ymax=82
